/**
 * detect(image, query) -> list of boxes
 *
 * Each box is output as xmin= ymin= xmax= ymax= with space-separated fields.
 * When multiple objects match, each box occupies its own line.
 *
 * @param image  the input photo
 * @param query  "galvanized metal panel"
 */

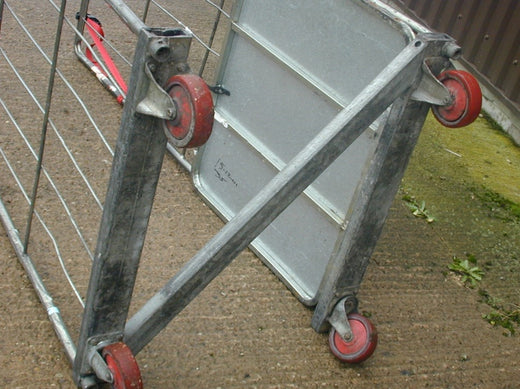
xmin=192 ymin=0 xmax=413 ymax=304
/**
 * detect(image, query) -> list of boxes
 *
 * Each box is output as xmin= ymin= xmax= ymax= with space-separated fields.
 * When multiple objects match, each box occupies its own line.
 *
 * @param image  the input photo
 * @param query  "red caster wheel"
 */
xmin=432 ymin=69 xmax=482 ymax=128
xmin=163 ymin=74 xmax=214 ymax=148
xmin=328 ymin=313 xmax=378 ymax=364
xmin=102 ymin=342 xmax=143 ymax=389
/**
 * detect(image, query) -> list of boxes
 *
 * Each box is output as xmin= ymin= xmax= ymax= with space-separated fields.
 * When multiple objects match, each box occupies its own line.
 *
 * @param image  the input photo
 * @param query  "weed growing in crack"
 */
xmin=448 ymin=254 xmax=484 ymax=288
xmin=479 ymin=289 xmax=520 ymax=336
xmin=402 ymin=195 xmax=436 ymax=223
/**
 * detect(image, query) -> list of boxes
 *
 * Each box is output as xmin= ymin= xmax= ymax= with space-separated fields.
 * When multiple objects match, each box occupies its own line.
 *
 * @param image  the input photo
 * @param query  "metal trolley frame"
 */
xmin=0 ymin=0 xmax=481 ymax=387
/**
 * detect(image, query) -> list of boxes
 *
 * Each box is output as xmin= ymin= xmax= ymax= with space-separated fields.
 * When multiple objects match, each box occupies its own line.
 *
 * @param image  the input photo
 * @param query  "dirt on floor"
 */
xmin=2 ymin=115 xmax=520 ymax=389
xmin=1 ymin=1 xmax=520 ymax=389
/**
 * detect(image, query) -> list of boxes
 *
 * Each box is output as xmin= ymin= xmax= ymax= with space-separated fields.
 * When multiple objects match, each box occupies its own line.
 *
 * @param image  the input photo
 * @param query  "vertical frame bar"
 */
xmin=73 ymin=26 xmax=191 ymax=384
xmin=23 ymin=0 xmax=68 ymax=252
xmin=0 ymin=0 xmax=5 ymax=33
xmin=312 ymin=37 xmax=454 ymax=331
xmin=311 ymin=97 xmax=432 ymax=331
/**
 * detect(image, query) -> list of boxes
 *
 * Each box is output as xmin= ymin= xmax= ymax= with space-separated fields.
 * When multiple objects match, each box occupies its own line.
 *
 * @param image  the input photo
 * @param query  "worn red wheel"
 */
xmin=432 ymin=69 xmax=482 ymax=128
xmin=163 ymin=74 xmax=214 ymax=148
xmin=102 ymin=342 xmax=143 ymax=389
xmin=328 ymin=313 xmax=378 ymax=364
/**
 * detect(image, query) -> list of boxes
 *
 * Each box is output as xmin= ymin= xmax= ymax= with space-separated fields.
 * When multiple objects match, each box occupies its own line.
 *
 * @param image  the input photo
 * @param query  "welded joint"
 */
xmin=410 ymin=60 xmax=453 ymax=106
xmin=135 ymin=29 xmax=192 ymax=120
xmin=135 ymin=61 xmax=177 ymax=120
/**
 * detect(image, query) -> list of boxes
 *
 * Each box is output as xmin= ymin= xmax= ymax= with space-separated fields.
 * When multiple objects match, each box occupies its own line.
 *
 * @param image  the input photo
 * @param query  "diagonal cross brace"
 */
xmin=123 ymin=34 xmax=454 ymax=355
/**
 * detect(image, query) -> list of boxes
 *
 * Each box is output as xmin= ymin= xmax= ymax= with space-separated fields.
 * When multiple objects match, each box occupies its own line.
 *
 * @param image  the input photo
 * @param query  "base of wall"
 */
xmin=457 ymin=60 xmax=520 ymax=146
xmin=384 ymin=0 xmax=520 ymax=147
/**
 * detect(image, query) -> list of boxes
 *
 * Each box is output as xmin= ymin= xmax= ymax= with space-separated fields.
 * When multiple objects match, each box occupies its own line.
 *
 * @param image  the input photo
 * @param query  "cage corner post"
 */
xmin=71 ymin=25 xmax=191 ymax=387
xmin=311 ymin=31 xmax=465 ymax=340
xmin=310 ymin=96 xmax=432 ymax=333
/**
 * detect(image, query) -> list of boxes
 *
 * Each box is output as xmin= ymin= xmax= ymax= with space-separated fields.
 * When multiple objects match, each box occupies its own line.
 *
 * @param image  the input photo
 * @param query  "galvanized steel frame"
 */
xmin=0 ymin=0 xmax=460 ymax=386
xmin=72 ymin=24 xmax=194 ymax=387
xmin=122 ymin=33 xmax=455 ymax=354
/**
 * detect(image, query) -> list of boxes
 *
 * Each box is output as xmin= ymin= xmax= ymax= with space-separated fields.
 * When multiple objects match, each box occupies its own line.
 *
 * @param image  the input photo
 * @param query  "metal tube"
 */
xmin=23 ymin=0 xmax=67 ymax=252
xmin=0 ymin=199 xmax=77 ymax=364
xmin=124 ymin=36 xmax=431 ymax=354
xmin=0 ymin=0 xmax=5 ymax=33
xmin=142 ymin=0 xmax=152 ymax=23
xmin=166 ymin=143 xmax=192 ymax=173
xmin=74 ymin=0 xmax=90 ymax=39
xmin=103 ymin=0 xmax=147 ymax=35
xmin=199 ymin=0 xmax=226 ymax=76
xmin=312 ymin=96 xmax=431 ymax=332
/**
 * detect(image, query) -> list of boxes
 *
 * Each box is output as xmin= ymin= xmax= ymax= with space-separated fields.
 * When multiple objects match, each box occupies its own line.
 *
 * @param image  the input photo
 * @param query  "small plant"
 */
xmin=479 ymin=290 xmax=520 ymax=336
xmin=402 ymin=195 xmax=435 ymax=223
xmin=483 ymin=311 xmax=520 ymax=336
xmin=448 ymin=255 xmax=484 ymax=288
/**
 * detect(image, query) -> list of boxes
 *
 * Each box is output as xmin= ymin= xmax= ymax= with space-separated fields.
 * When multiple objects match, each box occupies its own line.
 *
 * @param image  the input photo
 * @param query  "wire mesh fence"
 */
xmin=0 ymin=0 xmax=233 ymax=382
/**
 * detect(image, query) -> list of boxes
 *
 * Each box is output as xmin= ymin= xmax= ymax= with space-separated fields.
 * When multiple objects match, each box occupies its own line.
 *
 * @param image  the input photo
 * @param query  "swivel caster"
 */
xmin=432 ymin=69 xmax=482 ymax=128
xmin=163 ymin=74 xmax=214 ymax=148
xmin=102 ymin=342 xmax=143 ymax=389
xmin=327 ymin=297 xmax=377 ymax=363
xmin=328 ymin=313 xmax=378 ymax=363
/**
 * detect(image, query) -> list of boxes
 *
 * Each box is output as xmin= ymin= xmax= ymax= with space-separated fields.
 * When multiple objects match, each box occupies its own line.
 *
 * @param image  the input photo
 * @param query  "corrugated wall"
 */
xmin=396 ymin=0 xmax=520 ymax=108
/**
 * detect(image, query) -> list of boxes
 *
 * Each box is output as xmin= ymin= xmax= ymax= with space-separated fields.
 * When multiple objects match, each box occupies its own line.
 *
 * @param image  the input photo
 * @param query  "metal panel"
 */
xmin=192 ymin=0 xmax=413 ymax=304
xmin=397 ymin=0 xmax=520 ymax=106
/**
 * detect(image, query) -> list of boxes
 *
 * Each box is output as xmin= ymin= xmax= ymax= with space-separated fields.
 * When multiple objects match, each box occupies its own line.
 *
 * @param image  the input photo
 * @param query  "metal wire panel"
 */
xmin=0 ymin=0 xmax=233 ymax=368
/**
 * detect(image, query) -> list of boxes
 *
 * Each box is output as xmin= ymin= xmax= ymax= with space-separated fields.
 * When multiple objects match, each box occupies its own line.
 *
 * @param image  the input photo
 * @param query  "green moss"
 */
xmin=413 ymin=114 xmax=520 ymax=205
xmin=473 ymin=186 xmax=520 ymax=221
xmin=403 ymin=110 xmax=520 ymax=333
